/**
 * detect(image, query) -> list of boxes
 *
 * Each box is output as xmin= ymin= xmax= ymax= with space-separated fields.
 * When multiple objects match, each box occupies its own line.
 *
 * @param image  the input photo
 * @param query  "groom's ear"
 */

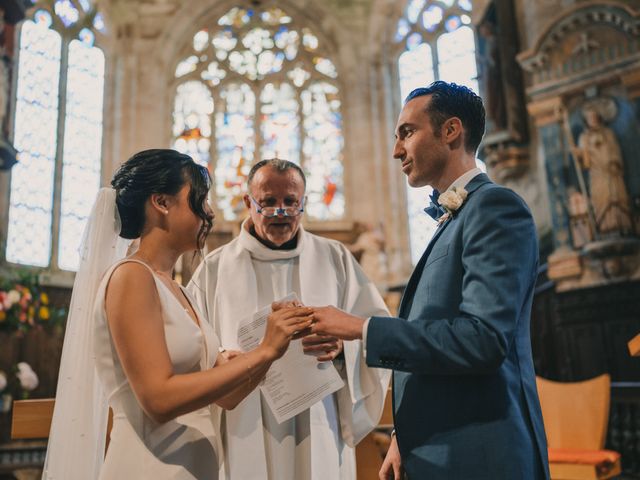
xmin=442 ymin=117 xmax=463 ymax=148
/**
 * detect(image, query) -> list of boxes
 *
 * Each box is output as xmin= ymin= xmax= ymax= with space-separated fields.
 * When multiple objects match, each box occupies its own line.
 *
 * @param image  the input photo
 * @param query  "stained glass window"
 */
xmin=260 ymin=83 xmax=299 ymax=163
xmin=172 ymin=81 xmax=213 ymax=168
xmin=214 ymin=83 xmax=255 ymax=219
xmin=171 ymin=5 xmax=343 ymax=221
xmin=6 ymin=2 xmax=106 ymax=271
xmin=6 ymin=18 xmax=60 ymax=267
xmin=58 ymin=39 xmax=105 ymax=271
xmin=395 ymin=0 xmax=480 ymax=264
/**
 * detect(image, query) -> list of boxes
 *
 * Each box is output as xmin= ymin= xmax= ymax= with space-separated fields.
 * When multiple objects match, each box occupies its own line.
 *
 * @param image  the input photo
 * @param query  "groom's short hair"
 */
xmin=406 ymin=81 xmax=485 ymax=154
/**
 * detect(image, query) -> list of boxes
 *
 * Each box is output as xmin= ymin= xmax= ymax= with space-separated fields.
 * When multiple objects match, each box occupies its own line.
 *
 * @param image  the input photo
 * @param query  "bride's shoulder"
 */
xmin=106 ymin=260 xmax=156 ymax=293
xmin=103 ymin=260 xmax=161 ymax=318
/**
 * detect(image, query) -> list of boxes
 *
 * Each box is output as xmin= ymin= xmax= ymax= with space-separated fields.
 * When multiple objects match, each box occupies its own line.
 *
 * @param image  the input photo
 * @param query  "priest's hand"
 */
xmin=310 ymin=306 xmax=365 ymax=341
xmin=302 ymin=334 xmax=343 ymax=362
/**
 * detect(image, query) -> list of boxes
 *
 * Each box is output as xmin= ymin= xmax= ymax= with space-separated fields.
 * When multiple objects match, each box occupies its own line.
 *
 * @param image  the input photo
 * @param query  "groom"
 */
xmin=310 ymin=81 xmax=550 ymax=479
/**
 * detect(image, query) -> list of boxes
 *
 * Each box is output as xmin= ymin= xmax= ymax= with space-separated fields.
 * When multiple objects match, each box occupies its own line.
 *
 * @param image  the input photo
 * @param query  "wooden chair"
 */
xmin=11 ymin=399 xmax=56 ymax=440
xmin=628 ymin=333 xmax=640 ymax=356
xmin=11 ymin=398 xmax=113 ymax=452
xmin=536 ymin=374 xmax=621 ymax=480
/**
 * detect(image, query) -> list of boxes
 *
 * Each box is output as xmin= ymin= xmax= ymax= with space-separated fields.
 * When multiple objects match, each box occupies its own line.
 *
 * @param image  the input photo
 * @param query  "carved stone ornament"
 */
xmin=482 ymin=143 xmax=529 ymax=181
xmin=518 ymin=1 xmax=640 ymax=99
xmin=521 ymin=2 xmax=640 ymax=292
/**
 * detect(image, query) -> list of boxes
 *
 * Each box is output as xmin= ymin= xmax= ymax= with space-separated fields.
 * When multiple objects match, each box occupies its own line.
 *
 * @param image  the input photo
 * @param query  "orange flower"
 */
xmin=0 ymin=311 xmax=6 ymax=322
xmin=40 ymin=293 xmax=49 ymax=305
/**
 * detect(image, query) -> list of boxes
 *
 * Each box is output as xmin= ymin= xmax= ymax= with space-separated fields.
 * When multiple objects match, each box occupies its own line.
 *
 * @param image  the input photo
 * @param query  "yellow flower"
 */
xmin=0 ymin=311 xmax=5 ymax=322
xmin=40 ymin=293 xmax=49 ymax=305
xmin=39 ymin=306 xmax=50 ymax=321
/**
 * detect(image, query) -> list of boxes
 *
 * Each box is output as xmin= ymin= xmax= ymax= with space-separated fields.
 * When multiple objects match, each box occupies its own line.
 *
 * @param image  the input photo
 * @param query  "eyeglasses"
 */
xmin=249 ymin=196 xmax=305 ymax=218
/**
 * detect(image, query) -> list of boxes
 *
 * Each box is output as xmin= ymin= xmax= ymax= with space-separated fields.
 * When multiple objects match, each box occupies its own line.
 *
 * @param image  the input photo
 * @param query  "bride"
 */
xmin=43 ymin=149 xmax=313 ymax=479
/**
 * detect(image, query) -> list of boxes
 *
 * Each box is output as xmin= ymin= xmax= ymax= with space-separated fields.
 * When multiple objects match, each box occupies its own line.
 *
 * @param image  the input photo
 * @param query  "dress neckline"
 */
xmin=118 ymin=258 xmax=203 ymax=330
xmin=117 ymin=258 xmax=212 ymax=368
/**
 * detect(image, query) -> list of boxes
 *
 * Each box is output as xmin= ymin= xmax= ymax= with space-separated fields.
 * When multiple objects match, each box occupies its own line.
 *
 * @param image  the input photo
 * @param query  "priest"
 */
xmin=188 ymin=158 xmax=390 ymax=480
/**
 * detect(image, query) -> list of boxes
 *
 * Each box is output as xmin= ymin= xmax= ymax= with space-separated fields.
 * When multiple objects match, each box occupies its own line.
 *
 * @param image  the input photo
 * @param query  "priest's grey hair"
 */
xmin=247 ymin=158 xmax=306 ymax=190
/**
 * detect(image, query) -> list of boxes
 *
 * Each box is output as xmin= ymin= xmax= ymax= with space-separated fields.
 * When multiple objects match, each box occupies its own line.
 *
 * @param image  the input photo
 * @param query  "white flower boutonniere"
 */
xmin=438 ymin=186 xmax=468 ymax=221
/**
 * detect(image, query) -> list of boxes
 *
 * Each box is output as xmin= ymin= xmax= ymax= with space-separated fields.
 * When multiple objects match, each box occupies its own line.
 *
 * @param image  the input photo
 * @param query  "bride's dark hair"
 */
xmin=111 ymin=149 xmax=213 ymax=248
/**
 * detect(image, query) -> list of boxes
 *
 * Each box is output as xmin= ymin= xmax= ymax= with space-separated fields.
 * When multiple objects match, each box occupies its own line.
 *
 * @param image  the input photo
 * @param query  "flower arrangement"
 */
xmin=0 ymin=362 xmax=39 ymax=413
xmin=0 ymin=371 xmax=8 ymax=414
xmin=0 ymin=271 xmax=66 ymax=334
xmin=16 ymin=362 xmax=39 ymax=393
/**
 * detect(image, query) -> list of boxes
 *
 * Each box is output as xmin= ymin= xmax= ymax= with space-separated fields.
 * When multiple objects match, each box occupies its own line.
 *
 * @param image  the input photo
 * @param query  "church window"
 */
xmin=395 ymin=0 xmax=482 ymax=264
xmin=171 ymin=5 xmax=344 ymax=221
xmin=6 ymin=1 xmax=106 ymax=271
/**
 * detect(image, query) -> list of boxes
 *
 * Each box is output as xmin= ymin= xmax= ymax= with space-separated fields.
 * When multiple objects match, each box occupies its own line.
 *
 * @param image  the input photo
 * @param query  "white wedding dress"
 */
xmin=93 ymin=259 xmax=223 ymax=479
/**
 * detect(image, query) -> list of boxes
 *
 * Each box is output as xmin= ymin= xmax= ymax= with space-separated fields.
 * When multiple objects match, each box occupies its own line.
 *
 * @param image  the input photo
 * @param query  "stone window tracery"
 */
xmin=172 ymin=5 xmax=344 ymax=221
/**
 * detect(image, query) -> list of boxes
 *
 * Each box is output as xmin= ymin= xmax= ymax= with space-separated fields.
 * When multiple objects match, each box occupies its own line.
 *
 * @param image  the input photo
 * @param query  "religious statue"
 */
xmin=477 ymin=10 xmax=506 ymax=131
xmin=567 ymin=190 xmax=593 ymax=248
xmin=571 ymin=101 xmax=633 ymax=237
xmin=348 ymin=222 xmax=388 ymax=293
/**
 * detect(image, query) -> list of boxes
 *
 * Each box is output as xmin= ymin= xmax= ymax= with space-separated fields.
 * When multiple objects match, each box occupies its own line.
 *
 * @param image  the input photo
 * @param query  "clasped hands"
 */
xmin=271 ymin=301 xmax=366 ymax=362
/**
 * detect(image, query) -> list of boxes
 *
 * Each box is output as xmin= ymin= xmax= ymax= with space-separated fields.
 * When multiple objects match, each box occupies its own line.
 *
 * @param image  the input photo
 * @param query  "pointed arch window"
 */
xmin=5 ymin=2 xmax=107 ymax=271
xmin=395 ymin=0 xmax=483 ymax=264
xmin=171 ymin=5 xmax=344 ymax=221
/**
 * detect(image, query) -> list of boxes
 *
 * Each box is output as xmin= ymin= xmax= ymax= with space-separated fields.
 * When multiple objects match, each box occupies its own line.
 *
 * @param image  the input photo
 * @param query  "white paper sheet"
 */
xmin=237 ymin=293 xmax=345 ymax=424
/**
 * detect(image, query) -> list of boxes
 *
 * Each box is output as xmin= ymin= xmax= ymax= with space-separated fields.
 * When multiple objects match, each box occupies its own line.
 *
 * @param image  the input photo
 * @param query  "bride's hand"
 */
xmin=260 ymin=305 xmax=313 ymax=360
xmin=272 ymin=299 xmax=303 ymax=311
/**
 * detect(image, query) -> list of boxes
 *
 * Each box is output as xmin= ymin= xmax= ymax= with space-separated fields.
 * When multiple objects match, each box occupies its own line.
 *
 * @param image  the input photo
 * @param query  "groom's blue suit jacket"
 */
xmin=367 ymin=174 xmax=550 ymax=479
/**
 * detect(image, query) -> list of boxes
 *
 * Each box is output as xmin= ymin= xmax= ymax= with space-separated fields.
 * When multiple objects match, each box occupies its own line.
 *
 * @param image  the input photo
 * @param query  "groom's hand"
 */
xmin=379 ymin=434 xmax=403 ymax=480
xmin=310 ymin=306 xmax=364 ymax=341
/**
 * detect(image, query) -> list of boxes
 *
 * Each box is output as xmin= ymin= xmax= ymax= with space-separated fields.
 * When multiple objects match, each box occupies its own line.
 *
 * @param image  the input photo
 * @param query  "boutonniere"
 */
xmin=438 ymin=187 xmax=468 ymax=220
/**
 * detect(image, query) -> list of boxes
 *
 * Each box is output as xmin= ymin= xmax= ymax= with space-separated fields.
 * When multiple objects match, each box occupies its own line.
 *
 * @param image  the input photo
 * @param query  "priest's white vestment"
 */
xmin=188 ymin=221 xmax=390 ymax=480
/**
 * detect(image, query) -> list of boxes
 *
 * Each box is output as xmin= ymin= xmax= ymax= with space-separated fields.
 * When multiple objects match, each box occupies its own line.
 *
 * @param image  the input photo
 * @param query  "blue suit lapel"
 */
xmin=398 ymin=174 xmax=492 ymax=319
xmin=398 ymin=217 xmax=451 ymax=318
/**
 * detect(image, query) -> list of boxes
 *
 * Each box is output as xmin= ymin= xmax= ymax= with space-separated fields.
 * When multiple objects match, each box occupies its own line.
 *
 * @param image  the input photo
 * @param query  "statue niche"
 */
xmin=554 ymin=96 xmax=640 ymax=286
xmin=520 ymin=2 xmax=640 ymax=291
xmin=475 ymin=0 xmax=529 ymax=181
